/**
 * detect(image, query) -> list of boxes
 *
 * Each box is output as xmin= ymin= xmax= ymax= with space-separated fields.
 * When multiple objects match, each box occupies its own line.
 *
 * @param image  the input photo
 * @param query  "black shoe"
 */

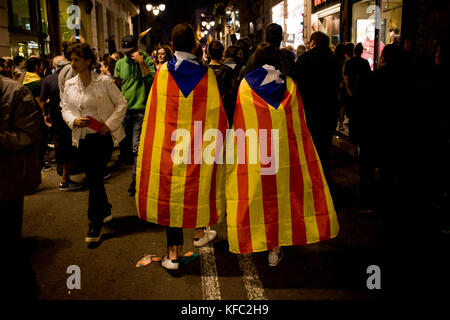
xmin=85 ymin=224 xmax=102 ymax=243
xmin=128 ymin=181 xmax=136 ymax=197
xmin=59 ymin=179 xmax=83 ymax=191
xmin=41 ymin=162 xmax=52 ymax=172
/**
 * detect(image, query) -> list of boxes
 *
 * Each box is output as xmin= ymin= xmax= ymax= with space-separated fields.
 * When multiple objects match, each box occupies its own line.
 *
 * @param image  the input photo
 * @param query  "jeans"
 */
xmin=78 ymin=133 xmax=113 ymax=226
xmin=119 ymin=111 xmax=144 ymax=181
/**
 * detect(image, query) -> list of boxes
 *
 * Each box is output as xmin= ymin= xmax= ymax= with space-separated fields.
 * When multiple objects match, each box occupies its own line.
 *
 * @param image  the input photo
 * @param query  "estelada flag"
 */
xmin=136 ymin=56 xmax=228 ymax=228
xmin=226 ymin=65 xmax=339 ymax=254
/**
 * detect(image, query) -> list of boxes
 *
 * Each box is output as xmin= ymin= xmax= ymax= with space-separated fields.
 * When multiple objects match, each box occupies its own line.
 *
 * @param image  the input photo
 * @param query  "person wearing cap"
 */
xmin=114 ymin=35 xmax=156 ymax=197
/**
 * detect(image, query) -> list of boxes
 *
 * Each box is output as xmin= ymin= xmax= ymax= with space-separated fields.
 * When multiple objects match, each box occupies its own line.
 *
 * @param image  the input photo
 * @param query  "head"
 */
xmin=379 ymin=44 xmax=402 ymax=68
xmin=0 ymin=57 xmax=13 ymax=77
xmin=52 ymin=55 xmax=66 ymax=68
xmin=253 ymin=42 xmax=281 ymax=70
xmin=121 ymin=35 xmax=139 ymax=59
xmin=354 ymin=43 xmax=364 ymax=57
xmin=67 ymin=43 xmax=97 ymax=74
xmin=208 ymin=40 xmax=224 ymax=62
xmin=335 ymin=43 xmax=346 ymax=60
xmin=236 ymin=39 xmax=250 ymax=62
xmin=156 ymin=45 xmax=173 ymax=64
xmin=14 ymin=55 xmax=26 ymax=68
xmin=265 ymin=23 xmax=283 ymax=48
xmin=309 ymin=31 xmax=330 ymax=51
xmin=225 ymin=45 xmax=244 ymax=64
xmin=171 ymin=24 xmax=196 ymax=53
xmin=100 ymin=56 xmax=116 ymax=76
xmin=26 ymin=56 xmax=42 ymax=74
xmin=365 ymin=24 xmax=375 ymax=41
xmin=296 ymin=44 xmax=306 ymax=56
xmin=345 ymin=42 xmax=355 ymax=58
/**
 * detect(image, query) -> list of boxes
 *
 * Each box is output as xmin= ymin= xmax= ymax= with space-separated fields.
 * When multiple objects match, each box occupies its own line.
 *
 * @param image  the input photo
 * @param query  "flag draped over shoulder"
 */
xmin=136 ymin=57 xmax=228 ymax=228
xmin=226 ymin=65 xmax=339 ymax=254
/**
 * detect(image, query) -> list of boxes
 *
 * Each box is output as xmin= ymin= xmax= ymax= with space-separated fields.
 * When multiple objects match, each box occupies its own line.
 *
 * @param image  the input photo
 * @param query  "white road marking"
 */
xmin=199 ymin=244 xmax=221 ymax=300
xmin=237 ymin=254 xmax=268 ymax=300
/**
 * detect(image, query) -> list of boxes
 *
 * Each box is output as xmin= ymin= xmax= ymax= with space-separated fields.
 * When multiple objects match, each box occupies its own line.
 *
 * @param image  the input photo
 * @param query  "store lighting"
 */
xmin=146 ymin=4 xmax=153 ymax=11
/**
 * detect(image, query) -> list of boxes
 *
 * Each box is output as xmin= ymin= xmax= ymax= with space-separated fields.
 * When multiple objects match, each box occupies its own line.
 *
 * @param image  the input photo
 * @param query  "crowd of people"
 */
xmin=1 ymin=21 xmax=448 ymax=290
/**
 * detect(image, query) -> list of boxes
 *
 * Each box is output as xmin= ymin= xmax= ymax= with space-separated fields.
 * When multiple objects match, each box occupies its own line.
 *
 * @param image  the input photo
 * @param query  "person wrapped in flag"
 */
xmin=226 ymin=43 xmax=339 ymax=266
xmin=136 ymin=24 xmax=228 ymax=270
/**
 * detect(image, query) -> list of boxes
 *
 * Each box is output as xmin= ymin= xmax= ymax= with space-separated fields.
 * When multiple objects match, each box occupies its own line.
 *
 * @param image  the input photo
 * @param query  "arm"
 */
xmin=0 ymin=86 xmax=41 ymax=153
xmin=60 ymin=85 xmax=77 ymax=130
xmin=101 ymin=78 xmax=128 ymax=134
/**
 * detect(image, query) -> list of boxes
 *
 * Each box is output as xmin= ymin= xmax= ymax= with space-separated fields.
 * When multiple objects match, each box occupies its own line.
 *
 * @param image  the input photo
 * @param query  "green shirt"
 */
xmin=114 ymin=52 xmax=156 ymax=112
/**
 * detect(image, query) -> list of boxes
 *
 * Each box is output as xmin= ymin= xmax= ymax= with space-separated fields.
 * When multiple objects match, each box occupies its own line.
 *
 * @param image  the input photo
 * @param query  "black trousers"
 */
xmin=166 ymin=227 xmax=183 ymax=247
xmin=0 ymin=196 xmax=24 ymax=244
xmin=78 ymin=133 xmax=113 ymax=226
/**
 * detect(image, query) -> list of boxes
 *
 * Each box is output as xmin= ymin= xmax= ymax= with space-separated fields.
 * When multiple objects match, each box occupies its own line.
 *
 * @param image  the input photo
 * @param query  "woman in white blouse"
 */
xmin=61 ymin=43 xmax=128 ymax=243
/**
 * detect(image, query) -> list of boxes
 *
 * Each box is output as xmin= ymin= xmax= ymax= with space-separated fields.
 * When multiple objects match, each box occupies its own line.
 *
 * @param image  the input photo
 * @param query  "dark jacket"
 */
xmin=0 ymin=75 xmax=41 ymax=201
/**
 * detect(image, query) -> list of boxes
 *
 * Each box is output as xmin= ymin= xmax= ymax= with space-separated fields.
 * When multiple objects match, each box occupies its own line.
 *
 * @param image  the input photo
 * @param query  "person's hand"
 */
xmin=229 ymin=25 xmax=235 ymax=35
xmin=98 ymin=124 xmax=111 ymax=136
xmin=44 ymin=114 xmax=52 ymax=127
xmin=131 ymin=51 xmax=144 ymax=64
xmin=74 ymin=117 xmax=91 ymax=127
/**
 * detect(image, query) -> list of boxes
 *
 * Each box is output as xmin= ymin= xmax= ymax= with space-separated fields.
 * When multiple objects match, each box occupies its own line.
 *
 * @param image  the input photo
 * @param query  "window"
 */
xmin=10 ymin=0 xmax=31 ymax=30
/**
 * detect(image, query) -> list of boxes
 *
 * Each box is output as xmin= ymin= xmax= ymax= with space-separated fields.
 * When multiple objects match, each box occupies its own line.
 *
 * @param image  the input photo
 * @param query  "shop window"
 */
xmin=352 ymin=0 xmax=403 ymax=69
xmin=39 ymin=0 xmax=48 ymax=34
xmin=272 ymin=0 xmax=305 ymax=48
xmin=10 ymin=0 xmax=32 ymax=30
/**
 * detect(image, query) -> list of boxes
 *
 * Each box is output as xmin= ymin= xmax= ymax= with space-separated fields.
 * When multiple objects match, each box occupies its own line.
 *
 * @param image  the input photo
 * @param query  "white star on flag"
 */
xmin=260 ymin=64 xmax=284 ymax=86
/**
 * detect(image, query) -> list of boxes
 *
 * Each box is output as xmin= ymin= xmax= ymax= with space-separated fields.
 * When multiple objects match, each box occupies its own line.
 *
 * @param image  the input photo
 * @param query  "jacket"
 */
xmin=0 ymin=75 xmax=41 ymax=201
xmin=60 ymin=71 xmax=128 ymax=147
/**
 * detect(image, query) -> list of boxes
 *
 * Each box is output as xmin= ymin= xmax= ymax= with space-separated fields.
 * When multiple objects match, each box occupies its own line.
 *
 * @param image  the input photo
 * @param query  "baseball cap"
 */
xmin=122 ymin=35 xmax=138 ymax=53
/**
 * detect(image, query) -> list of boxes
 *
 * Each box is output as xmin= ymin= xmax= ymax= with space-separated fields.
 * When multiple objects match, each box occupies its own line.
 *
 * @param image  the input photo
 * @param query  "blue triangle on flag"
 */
xmin=167 ymin=57 xmax=207 ymax=98
xmin=245 ymin=67 xmax=286 ymax=109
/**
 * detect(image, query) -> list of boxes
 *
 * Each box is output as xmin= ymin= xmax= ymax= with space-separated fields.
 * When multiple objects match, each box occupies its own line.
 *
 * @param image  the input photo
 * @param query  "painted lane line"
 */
xmin=237 ymin=254 xmax=268 ymax=300
xmin=199 ymin=244 xmax=221 ymax=300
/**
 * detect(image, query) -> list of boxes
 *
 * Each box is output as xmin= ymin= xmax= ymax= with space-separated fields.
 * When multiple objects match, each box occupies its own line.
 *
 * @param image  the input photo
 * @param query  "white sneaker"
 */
xmin=161 ymin=256 xmax=179 ymax=270
xmin=193 ymin=229 xmax=217 ymax=247
xmin=268 ymin=249 xmax=283 ymax=267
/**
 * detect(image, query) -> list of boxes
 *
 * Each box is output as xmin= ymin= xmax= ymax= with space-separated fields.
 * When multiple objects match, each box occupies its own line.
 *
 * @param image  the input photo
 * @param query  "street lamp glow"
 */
xmin=159 ymin=4 xmax=165 ymax=11
xmin=206 ymin=24 xmax=211 ymax=30
xmin=202 ymin=21 xmax=207 ymax=26
xmin=153 ymin=8 xmax=160 ymax=15
xmin=146 ymin=4 xmax=153 ymax=11
xmin=210 ymin=21 xmax=215 ymax=26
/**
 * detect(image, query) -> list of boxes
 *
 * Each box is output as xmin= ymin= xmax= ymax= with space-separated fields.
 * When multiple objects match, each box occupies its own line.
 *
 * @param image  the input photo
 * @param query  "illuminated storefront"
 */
xmin=351 ymin=0 xmax=403 ymax=69
xmin=271 ymin=0 xmax=305 ymax=48
xmin=311 ymin=0 xmax=341 ymax=46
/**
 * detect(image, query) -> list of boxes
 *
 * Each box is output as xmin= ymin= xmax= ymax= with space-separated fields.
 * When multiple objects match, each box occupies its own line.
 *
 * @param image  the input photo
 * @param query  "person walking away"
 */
xmin=114 ymin=34 xmax=156 ymax=196
xmin=61 ymin=43 xmax=128 ymax=243
xmin=40 ymin=55 xmax=83 ymax=191
xmin=1 ymin=74 xmax=41 ymax=299
xmin=136 ymin=24 xmax=228 ymax=271
xmin=226 ymin=42 xmax=339 ymax=266
xmin=293 ymin=31 xmax=342 ymax=172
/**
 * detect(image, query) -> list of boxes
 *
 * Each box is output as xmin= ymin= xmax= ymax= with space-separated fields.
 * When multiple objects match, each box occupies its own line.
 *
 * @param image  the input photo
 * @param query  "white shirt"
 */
xmin=61 ymin=71 xmax=128 ymax=147
xmin=173 ymin=51 xmax=200 ymax=70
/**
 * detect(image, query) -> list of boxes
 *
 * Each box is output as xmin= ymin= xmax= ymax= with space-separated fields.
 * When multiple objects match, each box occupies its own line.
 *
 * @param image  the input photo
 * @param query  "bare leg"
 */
xmin=61 ymin=163 xmax=71 ymax=183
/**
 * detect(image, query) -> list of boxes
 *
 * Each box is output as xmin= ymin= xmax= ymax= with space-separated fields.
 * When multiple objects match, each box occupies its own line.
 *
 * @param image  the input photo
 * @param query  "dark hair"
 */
xmin=254 ymin=42 xmax=281 ymax=70
xmin=335 ymin=43 xmax=346 ymax=62
xmin=345 ymin=42 xmax=355 ymax=57
xmin=310 ymin=31 xmax=330 ymax=51
xmin=208 ymin=40 xmax=224 ymax=61
xmin=102 ymin=56 xmax=116 ymax=75
xmin=171 ymin=23 xmax=196 ymax=52
xmin=380 ymin=44 xmax=403 ymax=66
xmin=67 ymin=43 xmax=97 ymax=70
xmin=26 ymin=57 xmax=42 ymax=72
xmin=13 ymin=55 xmax=25 ymax=66
xmin=157 ymin=45 xmax=173 ymax=63
xmin=225 ymin=45 xmax=244 ymax=64
xmin=265 ymin=23 xmax=283 ymax=48
xmin=236 ymin=39 xmax=250 ymax=61
xmin=354 ymin=43 xmax=364 ymax=56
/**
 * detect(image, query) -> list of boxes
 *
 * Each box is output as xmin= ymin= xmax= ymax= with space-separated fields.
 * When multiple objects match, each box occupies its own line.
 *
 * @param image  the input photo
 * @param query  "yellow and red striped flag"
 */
xmin=136 ymin=58 xmax=228 ymax=228
xmin=226 ymin=65 xmax=339 ymax=254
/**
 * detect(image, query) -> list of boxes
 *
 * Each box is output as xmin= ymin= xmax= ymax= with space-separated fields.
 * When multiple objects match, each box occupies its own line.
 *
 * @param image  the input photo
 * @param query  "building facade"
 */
xmin=2 ymin=0 xmax=138 ymax=58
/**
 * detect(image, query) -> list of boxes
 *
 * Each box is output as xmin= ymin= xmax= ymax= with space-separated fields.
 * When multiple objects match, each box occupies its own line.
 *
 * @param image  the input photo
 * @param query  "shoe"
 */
xmin=161 ymin=256 xmax=179 ymax=270
xmin=104 ymin=173 xmax=112 ymax=180
xmin=193 ymin=229 xmax=217 ymax=247
xmin=268 ymin=249 xmax=283 ymax=267
xmin=103 ymin=203 xmax=112 ymax=223
xmin=59 ymin=179 xmax=83 ymax=191
xmin=85 ymin=224 xmax=102 ymax=243
xmin=41 ymin=162 xmax=52 ymax=172
xmin=128 ymin=181 xmax=136 ymax=197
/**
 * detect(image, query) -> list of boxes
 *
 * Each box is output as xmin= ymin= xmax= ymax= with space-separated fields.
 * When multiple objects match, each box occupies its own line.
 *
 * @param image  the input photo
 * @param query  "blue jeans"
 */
xmin=119 ymin=111 xmax=144 ymax=181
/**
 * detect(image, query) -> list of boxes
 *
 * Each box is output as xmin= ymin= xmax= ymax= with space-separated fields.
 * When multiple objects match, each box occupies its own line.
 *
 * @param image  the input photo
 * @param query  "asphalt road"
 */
xmin=20 ymin=144 xmax=388 ymax=301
